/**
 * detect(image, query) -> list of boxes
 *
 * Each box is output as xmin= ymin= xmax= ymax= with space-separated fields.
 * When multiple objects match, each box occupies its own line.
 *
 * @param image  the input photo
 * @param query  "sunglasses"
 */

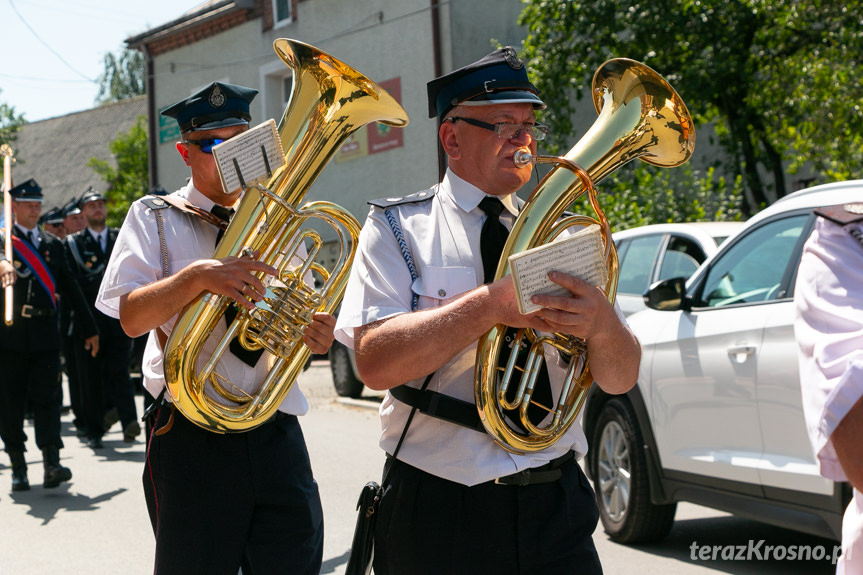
xmin=182 ymin=138 xmax=225 ymax=154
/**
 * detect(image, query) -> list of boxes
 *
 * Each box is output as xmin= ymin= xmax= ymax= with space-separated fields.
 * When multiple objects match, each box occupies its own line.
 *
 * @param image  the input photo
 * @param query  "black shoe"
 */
xmin=12 ymin=473 xmax=30 ymax=491
xmin=42 ymin=447 xmax=72 ymax=489
xmin=103 ymin=407 xmax=120 ymax=433
xmin=123 ymin=421 xmax=141 ymax=443
xmin=87 ymin=437 xmax=104 ymax=449
xmin=9 ymin=452 xmax=29 ymax=492
xmin=43 ymin=465 xmax=72 ymax=489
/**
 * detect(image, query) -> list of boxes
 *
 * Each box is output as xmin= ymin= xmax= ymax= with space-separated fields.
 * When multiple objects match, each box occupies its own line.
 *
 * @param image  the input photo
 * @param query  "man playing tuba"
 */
xmin=96 ymin=82 xmax=334 ymax=575
xmin=334 ymin=47 xmax=639 ymax=574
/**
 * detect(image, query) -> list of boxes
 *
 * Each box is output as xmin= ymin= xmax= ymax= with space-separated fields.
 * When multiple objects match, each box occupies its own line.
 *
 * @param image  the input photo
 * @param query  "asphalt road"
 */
xmin=0 ymin=362 xmax=841 ymax=574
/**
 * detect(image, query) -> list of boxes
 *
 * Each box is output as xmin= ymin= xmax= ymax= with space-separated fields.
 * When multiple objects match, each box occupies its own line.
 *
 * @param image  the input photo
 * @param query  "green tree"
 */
xmin=88 ymin=115 xmax=148 ymax=227
xmin=95 ymin=47 xmax=145 ymax=104
xmin=519 ymin=0 xmax=863 ymax=216
xmin=564 ymin=163 xmax=744 ymax=232
xmin=0 ymin=90 xmax=27 ymax=152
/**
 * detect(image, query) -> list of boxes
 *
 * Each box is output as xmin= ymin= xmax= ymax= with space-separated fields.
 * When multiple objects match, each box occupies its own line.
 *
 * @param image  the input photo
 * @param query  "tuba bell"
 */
xmin=163 ymin=39 xmax=409 ymax=433
xmin=475 ymin=58 xmax=695 ymax=453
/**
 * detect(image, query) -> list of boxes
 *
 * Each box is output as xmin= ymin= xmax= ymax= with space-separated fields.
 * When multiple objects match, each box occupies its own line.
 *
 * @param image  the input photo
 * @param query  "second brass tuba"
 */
xmin=475 ymin=58 xmax=695 ymax=453
xmin=163 ymin=39 xmax=408 ymax=433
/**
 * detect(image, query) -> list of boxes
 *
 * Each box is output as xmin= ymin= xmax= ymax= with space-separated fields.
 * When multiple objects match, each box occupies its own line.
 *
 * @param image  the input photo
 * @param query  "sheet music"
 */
xmin=212 ymin=119 xmax=286 ymax=195
xmin=508 ymin=224 xmax=608 ymax=314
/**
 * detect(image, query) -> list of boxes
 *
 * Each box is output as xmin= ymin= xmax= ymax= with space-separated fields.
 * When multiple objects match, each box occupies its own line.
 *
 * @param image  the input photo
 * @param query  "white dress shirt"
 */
xmin=96 ymin=180 xmax=309 ymax=416
xmin=795 ymin=214 xmax=863 ymax=574
xmin=335 ymin=168 xmax=625 ymax=486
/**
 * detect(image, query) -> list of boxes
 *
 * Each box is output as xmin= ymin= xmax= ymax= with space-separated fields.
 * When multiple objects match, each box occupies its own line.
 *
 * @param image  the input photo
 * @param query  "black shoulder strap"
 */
xmin=368 ymin=189 xmax=434 ymax=209
xmin=140 ymin=196 xmax=172 ymax=211
xmin=389 ymin=384 xmax=487 ymax=434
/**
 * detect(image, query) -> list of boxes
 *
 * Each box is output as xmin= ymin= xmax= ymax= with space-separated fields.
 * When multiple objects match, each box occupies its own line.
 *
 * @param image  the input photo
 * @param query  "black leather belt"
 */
xmin=16 ymin=304 xmax=56 ymax=318
xmin=493 ymin=451 xmax=574 ymax=487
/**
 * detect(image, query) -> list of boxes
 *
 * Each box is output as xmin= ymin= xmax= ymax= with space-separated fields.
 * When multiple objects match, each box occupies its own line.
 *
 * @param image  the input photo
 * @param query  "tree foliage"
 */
xmin=519 ymin=0 xmax=863 ymax=216
xmin=0 ymin=90 xmax=27 ymax=152
xmin=563 ymin=163 xmax=744 ymax=231
xmin=95 ymin=47 xmax=146 ymax=105
xmin=88 ymin=115 xmax=148 ymax=227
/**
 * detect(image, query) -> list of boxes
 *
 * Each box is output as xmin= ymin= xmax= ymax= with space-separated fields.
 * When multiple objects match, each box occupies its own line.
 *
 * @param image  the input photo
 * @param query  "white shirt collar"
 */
xmin=444 ymin=168 xmax=519 ymax=217
xmin=14 ymin=223 xmax=38 ymax=239
xmin=181 ymin=179 xmax=240 ymax=213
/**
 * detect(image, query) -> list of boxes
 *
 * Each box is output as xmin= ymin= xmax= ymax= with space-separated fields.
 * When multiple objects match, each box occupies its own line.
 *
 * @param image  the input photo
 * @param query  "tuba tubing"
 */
xmin=475 ymin=58 xmax=695 ymax=454
xmin=163 ymin=39 xmax=408 ymax=433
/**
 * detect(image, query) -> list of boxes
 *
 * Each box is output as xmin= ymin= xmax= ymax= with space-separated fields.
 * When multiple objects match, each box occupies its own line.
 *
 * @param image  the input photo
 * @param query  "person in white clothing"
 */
xmin=96 ymin=81 xmax=333 ymax=575
xmin=795 ymin=202 xmax=863 ymax=574
xmin=334 ymin=47 xmax=639 ymax=575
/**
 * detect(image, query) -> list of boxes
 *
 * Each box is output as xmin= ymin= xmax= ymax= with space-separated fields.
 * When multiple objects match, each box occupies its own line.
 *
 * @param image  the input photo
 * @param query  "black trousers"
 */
xmin=62 ymin=332 xmax=85 ymax=429
xmin=144 ymin=405 xmax=324 ymax=575
xmin=374 ymin=456 xmax=603 ymax=575
xmin=76 ymin=333 xmax=136 ymax=440
xmin=0 ymin=349 xmax=63 ymax=453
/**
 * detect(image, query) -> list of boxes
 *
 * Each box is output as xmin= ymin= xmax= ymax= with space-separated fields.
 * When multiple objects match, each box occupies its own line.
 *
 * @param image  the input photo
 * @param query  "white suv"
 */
xmin=614 ymin=222 xmax=744 ymax=316
xmin=583 ymin=180 xmax=861 ymax=544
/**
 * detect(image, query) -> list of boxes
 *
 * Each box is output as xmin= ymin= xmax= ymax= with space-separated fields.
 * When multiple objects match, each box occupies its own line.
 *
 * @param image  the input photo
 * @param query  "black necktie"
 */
xmin=211 ymin=205 xmax=263 ymax=367
xmin=26 ymin=230 xmax=36 ymax=248
xmin=211 ymin=205 xmax=234 ymax=245
xmin=478 ymin=196 xmax=553 ymax=428
xmin=478 ymin=197 xmax=509 ymax=284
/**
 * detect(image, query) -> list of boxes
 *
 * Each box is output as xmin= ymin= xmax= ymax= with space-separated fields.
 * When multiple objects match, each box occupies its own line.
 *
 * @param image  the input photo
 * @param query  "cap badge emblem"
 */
xmin=209 ymin=85 xmax=226 ymax=108
xmin=502 ymin=47 xmax=524 ymax=70
xmin=845 ymin=203 xmax=863 ymax=215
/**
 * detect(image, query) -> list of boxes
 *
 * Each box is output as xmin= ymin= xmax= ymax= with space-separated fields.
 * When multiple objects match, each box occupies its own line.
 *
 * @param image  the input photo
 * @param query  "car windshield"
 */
xmin=698 ymin=214 xmax=809 ymax=308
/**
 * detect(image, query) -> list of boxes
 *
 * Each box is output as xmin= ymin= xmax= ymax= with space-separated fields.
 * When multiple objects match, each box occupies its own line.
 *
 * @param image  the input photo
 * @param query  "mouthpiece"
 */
xmin=513 ymin=149 xmax=535 ymax=168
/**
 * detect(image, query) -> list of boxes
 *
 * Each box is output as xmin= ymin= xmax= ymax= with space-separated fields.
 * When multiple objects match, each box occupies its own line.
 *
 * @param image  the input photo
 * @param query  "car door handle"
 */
xmin=727 ymin=345 xmax=756 ymax=363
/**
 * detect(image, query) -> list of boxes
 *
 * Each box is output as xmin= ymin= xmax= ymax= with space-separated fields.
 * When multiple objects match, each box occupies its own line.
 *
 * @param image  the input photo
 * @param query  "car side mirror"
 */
xmin=644 ymin=277 xmax=688 ymax=311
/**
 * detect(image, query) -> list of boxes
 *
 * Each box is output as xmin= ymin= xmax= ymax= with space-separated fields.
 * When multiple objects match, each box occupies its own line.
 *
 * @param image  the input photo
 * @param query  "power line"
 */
xmin=7 ymin=0 xmax=97 ymax=83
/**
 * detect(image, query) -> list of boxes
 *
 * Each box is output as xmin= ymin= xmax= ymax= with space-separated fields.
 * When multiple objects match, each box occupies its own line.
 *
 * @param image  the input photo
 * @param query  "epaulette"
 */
xmin=140 ymin=195 xmax=172 ymax=211
xmin=368 ymin=190 xmax=435 ymax=209
xmin=815 ymin=203 xmax=863 ymax=226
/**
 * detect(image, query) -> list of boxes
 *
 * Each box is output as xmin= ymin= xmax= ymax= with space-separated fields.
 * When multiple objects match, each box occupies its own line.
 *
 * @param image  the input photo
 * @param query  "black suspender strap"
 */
xmin=389 ymin=383 xmax=487 ymax=434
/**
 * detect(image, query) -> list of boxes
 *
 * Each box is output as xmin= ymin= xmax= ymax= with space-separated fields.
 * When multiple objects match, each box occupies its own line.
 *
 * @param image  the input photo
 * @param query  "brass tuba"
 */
xmin=163 ymin=39 xmax=409 ymax=433
xmin=475 ymin=58 xmax=695 ymax=453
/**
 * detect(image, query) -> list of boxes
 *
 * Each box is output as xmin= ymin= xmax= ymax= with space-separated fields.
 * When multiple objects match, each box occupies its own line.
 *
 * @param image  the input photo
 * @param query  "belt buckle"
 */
xmin=20 ymin=304 xmax=33 ymax=318
xmin=495 ymin=469 xmax=531 ymax=487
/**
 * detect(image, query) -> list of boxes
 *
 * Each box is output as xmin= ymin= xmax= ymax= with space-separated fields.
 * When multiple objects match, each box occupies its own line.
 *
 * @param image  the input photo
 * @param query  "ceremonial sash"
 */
xmin=11 ymin=235 xmax=57 ymax=309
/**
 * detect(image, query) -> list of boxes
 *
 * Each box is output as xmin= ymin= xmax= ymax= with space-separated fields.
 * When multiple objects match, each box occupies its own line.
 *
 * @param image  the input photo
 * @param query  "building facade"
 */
xmin=128 ymin=0 xmax=530 ymax=264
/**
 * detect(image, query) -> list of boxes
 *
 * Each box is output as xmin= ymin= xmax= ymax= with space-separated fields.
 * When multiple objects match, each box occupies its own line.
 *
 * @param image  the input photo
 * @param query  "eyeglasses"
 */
xmin=181 ymin=138 xmax=225 ymax=154
xmin=446 ymin=116 xmax=549 ymax=141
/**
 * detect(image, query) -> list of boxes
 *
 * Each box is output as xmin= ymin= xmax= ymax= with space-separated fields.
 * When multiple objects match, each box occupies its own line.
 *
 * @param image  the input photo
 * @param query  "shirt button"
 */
xmin=438 ymin=289 xmax=447 ymax=297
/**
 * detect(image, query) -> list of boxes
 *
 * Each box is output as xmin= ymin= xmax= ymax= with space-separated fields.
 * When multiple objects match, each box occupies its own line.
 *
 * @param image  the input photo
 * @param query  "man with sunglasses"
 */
xmin=334 ymin=47 xmax=639 ymax=574
xmin=95 ymin=82 xmax=332 ymax=575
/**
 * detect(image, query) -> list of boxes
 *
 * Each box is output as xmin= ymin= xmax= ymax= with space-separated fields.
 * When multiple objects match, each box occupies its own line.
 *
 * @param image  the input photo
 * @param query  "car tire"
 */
xmin=590 ymin=398 xmax=676 ymax=543
xmin=329 ymin=341 xmax=364 ymax=398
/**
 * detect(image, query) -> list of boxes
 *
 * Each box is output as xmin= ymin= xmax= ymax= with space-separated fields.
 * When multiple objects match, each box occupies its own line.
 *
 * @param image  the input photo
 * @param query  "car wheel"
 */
xmin=591 ymin=398 xmax=676 ymax=543
xmin=329 ymin=341 xmax=364 ymax=398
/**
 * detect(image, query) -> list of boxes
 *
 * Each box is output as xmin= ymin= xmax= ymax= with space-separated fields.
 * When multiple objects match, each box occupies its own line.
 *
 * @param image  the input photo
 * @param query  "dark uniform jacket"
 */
xmin=0 ymin=227 xmax=98 ymax=352
xmin=64 ymin=227 xmax=125 ymax=338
